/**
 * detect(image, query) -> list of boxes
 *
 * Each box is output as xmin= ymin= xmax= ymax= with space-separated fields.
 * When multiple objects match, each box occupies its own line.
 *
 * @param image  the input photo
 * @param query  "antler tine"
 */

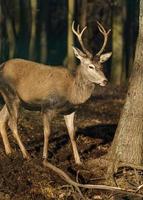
xmin=77 ymin=24 xmax=80 ymax=33
xmin=72 ymin=21 xmax=92 ymax=58
xmin=96 ymin=21 xmax=111 ymax=56
xmin=97 ymin=21 xmax=111 ymax=35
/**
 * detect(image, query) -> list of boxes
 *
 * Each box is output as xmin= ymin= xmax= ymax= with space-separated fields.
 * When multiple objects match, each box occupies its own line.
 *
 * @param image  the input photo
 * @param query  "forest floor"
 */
xmin=0 ymin=85 xmax=127 ymax=200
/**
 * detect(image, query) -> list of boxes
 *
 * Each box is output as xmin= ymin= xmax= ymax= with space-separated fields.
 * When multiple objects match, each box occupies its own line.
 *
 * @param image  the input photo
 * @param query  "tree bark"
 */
xmin=107 ymin=3 xmax=143 ymax=200
xmin=107 ymin=0 xmax=143 ymax=185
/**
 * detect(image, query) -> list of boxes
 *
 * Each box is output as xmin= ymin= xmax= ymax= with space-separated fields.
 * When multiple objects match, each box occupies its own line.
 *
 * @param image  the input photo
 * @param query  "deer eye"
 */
xmin=88 ymin=65 xmax=95 ymax=69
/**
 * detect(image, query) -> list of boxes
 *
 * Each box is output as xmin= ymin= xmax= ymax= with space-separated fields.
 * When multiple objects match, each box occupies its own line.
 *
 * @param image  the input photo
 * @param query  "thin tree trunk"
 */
xmin=3 ymin=0 xmax=20 ymax=59
xmin=16 ymin=0 xmax=32 ymax=58
xmin=124 ymin=0 xmax=139 ymax=79
xmin=40 ymin=0 xmax=48 ymax=64
xmin=35 ymin=0 xmax=42 ymax=62
xmin=107 ymin=2 xmax=143 ymax=199
xmin=67 ymin=0 xmax=75 ymax=70
xmin=5 ymin=17 xmax=15 ymax=58
xmin=0 ymin=0 xmax=9 ymax=62
xmin=111 ymin=0 xmax=125 ymax=85
xmin=40 ymin=22 xmax=47 ymax=63
xmin=79 ymin=0 xmax=88 ymax=50
xmin=79 ymin=0 xmax=87 ymax=29
xmin=29 ymin=0 xmax=37 ymax=60
xmin=34 ymin=0 xmax=48 ymax=63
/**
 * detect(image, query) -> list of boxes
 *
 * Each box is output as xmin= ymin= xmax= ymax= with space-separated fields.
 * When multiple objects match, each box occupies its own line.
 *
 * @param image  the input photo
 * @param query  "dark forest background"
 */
xmin=0 ymin=0 xmax=139 ymax=84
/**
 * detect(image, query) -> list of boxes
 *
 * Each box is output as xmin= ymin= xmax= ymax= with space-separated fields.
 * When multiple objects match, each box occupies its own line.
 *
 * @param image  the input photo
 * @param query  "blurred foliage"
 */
xmin=0 ymin=0 xmax=139 ymax=84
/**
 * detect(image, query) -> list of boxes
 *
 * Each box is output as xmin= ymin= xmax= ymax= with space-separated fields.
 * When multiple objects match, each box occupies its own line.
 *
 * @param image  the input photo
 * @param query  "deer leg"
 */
xmin=43 ymin=114 xmax=51 ymax=160
xmin=0 ymin=105 xmax=12 ymax=155
xmin=64 ymin=112 xmax=81 ymax=165
xmin=0 ymin=87 xmax=30 ymax=159
xmin=7 ymin=99 xmax=30 ymax=159
xmin=42 ymin=110 xmax=55 ymax=160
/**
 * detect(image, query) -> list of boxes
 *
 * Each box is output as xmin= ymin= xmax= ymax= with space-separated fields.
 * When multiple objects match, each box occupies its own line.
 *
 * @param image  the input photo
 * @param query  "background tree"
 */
xmin=34 ymin=0 xmax=48 ymax=63
xmin=124 ymin=0 xmax=139 ymax=79
xmin=111 ymin=0 xmax=125 ymax=84
xmin=29 ymin=0 xmax=37 ymax=60
xmin=67 ymin=0 xmax=75 ymax=70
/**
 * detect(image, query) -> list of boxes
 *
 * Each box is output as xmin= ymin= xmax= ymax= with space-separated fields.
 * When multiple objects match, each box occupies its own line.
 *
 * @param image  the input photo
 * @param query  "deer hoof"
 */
xmin=75 ymin=160 xmax=82 ymax=165
xmin=23 ymin=152 xmax=31 ymax=160
xmin=5 ymin=148 xmax=12 ymax=155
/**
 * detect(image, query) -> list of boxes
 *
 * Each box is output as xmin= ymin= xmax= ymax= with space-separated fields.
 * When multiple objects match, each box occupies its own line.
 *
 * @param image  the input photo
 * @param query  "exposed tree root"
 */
xmin=43 ymin=160 xmax=143 ymax=198
xmin=119 ymin=162 xmax=143 ymax=171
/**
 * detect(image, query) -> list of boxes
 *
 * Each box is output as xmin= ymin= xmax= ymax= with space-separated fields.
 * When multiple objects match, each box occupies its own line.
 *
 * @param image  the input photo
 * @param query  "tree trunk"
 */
xmin=0 ymin=0 xmax=9 ymax=62
xmin=15 ymin=0 xmax=32 ymax=58
xmin=5 ymin=14 xmax=15 ymax=59
xmin=111 ymin=0 xmax=125 ymax=85
xmin=67 ymin=0 xmax=75 ymax=70
xmin=79 ymin=0 xmax=87 ymax=45
xmin=29 ymin=0 xmax=37 ymax=60
xmin=79 ymin=0 xmax=87 ymax=28
xmin=124 ymin=0 xmax=139 ymax=79
xmin=107 ymin=1 xmax=143 ymax=199
xmin=40 ymin=22 xmax=47 ymax=63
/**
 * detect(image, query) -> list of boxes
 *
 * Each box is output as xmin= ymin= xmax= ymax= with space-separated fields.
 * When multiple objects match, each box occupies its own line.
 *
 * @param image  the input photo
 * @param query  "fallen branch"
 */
xmin=43 ymin=160 xmax=143 ymax=198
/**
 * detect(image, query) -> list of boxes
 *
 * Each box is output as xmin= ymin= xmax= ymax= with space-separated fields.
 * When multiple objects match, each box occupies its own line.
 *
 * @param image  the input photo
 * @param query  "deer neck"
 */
xmin=68 ymin=66 xmax=95 ymax=105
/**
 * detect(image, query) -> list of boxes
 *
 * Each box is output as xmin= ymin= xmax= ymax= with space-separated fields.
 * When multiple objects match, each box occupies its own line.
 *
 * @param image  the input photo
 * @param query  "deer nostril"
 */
xmin=103 ymin=79 xmax=108 ymax=85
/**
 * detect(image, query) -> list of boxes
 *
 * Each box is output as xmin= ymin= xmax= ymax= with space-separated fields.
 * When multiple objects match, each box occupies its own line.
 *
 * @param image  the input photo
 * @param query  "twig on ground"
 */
xmin=134 ymin=168 xmax=141 ymax=185
xmin=43 ymin=160 xmax=143 ymax=198
xmin=76 ymin=170 xmax=80 ymax=183
xmin=136 ymin=184 xmax=143 ymax=193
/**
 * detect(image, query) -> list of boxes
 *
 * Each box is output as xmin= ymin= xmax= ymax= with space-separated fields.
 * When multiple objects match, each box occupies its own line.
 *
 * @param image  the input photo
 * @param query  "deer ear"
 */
xmin=72 ymin=46 xmax=87 ymax=60
xmin=99 ymin=52 xmax=112 ymax=63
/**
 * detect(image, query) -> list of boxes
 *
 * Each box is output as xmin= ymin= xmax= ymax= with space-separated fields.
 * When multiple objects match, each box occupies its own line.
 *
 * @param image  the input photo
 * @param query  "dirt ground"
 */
xmin=0 ymin=85 xmax=126 ymax=200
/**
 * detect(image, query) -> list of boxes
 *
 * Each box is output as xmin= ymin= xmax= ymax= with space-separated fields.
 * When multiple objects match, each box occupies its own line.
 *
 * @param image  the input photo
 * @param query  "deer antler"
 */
xmin=72 ymin=21 xmax=92 ymax=59
xmin=96 ymin=21 xmax=111 ymax=56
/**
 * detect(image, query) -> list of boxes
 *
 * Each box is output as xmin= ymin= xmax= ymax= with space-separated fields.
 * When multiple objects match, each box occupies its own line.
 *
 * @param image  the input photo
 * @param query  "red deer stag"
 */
xmin=0 ymin=22 xmax=111 ymax=164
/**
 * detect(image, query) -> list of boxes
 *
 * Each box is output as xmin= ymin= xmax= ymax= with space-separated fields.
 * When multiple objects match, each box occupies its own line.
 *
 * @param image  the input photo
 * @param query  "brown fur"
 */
xmin=2 ymin=59 xmax=95 ymax=105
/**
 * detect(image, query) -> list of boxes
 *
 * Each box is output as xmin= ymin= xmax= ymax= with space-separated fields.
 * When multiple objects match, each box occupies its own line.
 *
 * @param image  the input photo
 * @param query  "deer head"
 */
xmin=72 ymin=21 xmax=112 ymax=86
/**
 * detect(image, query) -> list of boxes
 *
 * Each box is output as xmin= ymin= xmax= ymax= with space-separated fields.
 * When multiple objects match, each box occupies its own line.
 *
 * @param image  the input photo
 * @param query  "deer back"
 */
xmin=1 ymin=59 xmax=73 ymax=104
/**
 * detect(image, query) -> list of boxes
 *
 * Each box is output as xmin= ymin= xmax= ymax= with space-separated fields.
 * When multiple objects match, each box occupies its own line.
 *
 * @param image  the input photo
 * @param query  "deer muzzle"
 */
xmin=100 ymin=79 xmax=108 ymax=86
